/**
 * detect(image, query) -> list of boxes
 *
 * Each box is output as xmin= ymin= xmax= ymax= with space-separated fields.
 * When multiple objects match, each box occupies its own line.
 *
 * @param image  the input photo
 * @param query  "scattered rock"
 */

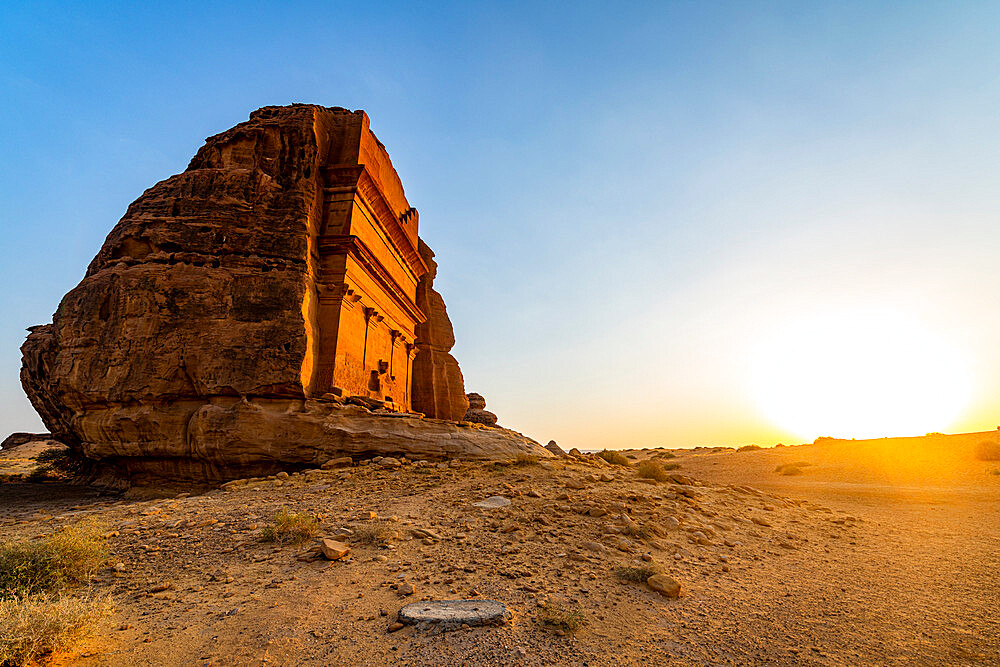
xmin=646 ymin=574 xmax=681 ymax=598
xmin=319 ymin=539 xmax=351 ymax=561
xmin=322 ymin=457 xmax=353 ymax=469
xmin=473 ymin=496 xmax=511 ymax=509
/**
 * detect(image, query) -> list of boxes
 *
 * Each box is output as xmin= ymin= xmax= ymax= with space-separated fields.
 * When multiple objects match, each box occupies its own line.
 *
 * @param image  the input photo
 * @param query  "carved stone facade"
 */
xmin=18 ymin=104 xmax=532 ymax=481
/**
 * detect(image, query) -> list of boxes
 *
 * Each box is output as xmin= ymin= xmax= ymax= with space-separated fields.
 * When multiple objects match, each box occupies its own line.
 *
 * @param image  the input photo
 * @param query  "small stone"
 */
xmin=565 ymin=479 xmax=586 ymax=490
xmin=379 ymin=457 xmax=402 ymax=468
xmin=399 ymin=582 xmax=416 ymax=596
xmin=646 ymin=574 xmax=681 ymax=598
xmin=388 ymin=621 xmax=404 ymax=632
xmin=149 ymin=582 xmax=173 ymax=593
xmin=321 ymin=456 xmax=353 ymax=469
xmin=319 ymin=539 xmax=351 ymax=560
xmin=599 ymin=473 xmax=614 ymax=482
xmin=473 ymin=496 xmax=511 ymax=509
xmin=751 ymin=516 xmax=772 ymax=527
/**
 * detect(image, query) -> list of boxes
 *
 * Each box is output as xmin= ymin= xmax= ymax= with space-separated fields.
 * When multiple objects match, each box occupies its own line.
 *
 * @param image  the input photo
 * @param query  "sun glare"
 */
xmin=750 ymin=309 xmax=972 ymax=441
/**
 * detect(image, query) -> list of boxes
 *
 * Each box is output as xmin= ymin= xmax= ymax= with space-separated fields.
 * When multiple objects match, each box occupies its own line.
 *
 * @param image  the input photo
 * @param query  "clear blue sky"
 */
xmin=3 ymin=1 xmax=1000 ymax=449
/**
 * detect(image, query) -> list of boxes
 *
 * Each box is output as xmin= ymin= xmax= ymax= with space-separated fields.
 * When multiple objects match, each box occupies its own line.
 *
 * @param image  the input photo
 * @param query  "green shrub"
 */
xmin=0 ymin=523 xmax=107 ymax=600
xmin=636 ymin=460 xmax=671 ymax=483
xmin=259 ymin=508 xmax=319 ymax=546
xmin=0 ymin=595 xmax=112 ymax=666
xmin=973 ymin=440 xmax=1000 ymax=461
xmin=597 ymin=450 xmax=630 ymax=467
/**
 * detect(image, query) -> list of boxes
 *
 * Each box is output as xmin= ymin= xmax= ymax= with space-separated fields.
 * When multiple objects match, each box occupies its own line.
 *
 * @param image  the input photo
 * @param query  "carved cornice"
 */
xmin=321 ymin=164 xmax=428 ymax=280
xmin=318 ymin=234 xmax=426 ymax=325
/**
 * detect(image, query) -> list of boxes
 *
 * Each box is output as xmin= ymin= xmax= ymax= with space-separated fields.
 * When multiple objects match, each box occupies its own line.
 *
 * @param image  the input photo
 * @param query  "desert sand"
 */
xmin=1 ymin=435 xmax=998 ymax=666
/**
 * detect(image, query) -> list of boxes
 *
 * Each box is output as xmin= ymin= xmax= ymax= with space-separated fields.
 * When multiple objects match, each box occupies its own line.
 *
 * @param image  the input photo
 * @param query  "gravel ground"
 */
xmin=1 ymin=441 xmax=997 ymax=666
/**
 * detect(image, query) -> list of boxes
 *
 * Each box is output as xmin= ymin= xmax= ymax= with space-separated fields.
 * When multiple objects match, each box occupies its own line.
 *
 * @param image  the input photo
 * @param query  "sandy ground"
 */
xmin=2 ymin=436 xmax=999 ymax=666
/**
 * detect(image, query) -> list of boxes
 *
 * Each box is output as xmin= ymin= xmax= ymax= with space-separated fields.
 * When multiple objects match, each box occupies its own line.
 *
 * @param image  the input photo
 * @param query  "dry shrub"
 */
xmin=737 ymin=444 xmax=763 ymax=452
xmin=636 ymin=460 xmax=671 ymax=483
xmin=974 ymin=440 xmax=1000 ymax=461
xmin=513 ymin=453 xmax=539 ymax=466
xmin=613 ymin=564 xmax=659 ymax=583
xmin=658 ymin=451 xmax=677 ymax=459
xmin=0 ymin=522 xmax=107 ymax=599
xmin=775 ymin=461 xmax=813 ymax=476
xmin=536 ymin=601 xmax=584 ymax=633
xmin=260 ymin=508 xmax=319 ymax=546
xmin=597 ymin=450 xmax=630 ymax=467
xmin=621 ymin=522 xmax=651 ymax=539
xmin=352 ymin=520 xmax=395 ymax=547
xmin=0 ymin=595 xmax=113 ymax=666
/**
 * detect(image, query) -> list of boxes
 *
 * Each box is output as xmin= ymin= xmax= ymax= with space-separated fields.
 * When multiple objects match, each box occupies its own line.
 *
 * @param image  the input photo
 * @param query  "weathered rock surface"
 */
xmin=0 ymin=432 xmax=52 ymax=451
xmin=545 ymin=440 xmax=567 ymax=456
xmin=462 ymin=392 xmax=498 ymax=426
xmin=411 ymin=240 xmax=469 ymax=421
xmin=398 ymin=600 xmax=511 ymax=628
xmin=647 ymin=573 xmax=682 ymax=598
xmin=19 ymin=104 xmax=549 ymax=482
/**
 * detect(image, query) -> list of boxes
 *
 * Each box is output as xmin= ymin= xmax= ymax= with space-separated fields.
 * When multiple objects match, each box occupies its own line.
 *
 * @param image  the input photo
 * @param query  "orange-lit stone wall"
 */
xmin=310 ymin=112 xmax=426 ymax=409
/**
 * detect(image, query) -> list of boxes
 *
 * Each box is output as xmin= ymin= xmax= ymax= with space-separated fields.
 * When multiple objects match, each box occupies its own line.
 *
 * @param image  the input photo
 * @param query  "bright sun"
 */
xmin=749 ymin=309 xmax=972 ymax=440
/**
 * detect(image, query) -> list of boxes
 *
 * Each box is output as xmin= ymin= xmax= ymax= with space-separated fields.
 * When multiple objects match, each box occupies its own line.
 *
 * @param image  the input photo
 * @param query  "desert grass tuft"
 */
xmin=259 ymin=508 xmax=319 ymax=546
xmin=0 ymin=595 xmax=113 ymax=667
xmin=775 ymin=461 xmax=813 ymax=476
xmin=352 ymin=520 xmax=395 ymax=547
xmin=0 ymin=522 xmax=107 ymax=600
xmin=613 ymin=564 xmax=660 ymax=583
xmin=621 ymin=522 xmax=651 ymax=539
xmin=597 ymin=450 xmax=630 ymax=467
xmin=513 ymin=453 xmax=540 ymax=466
xmin=636 ymin=460 xmax=672 ymax=483
xmin=536 ymin=601 xmax=584 ymax=634
xmin=974 ymin=440 xmax=1000 ymax=461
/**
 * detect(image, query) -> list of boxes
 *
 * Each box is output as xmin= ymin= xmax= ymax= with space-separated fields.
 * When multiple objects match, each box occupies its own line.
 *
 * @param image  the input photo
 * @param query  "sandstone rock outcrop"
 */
xmin=20 ymin=104 xmax=549 ymax=482
xmin=545 ymin=440 xmax=567 ymax=456
xmin=410 ymin=240 xmax=469 ymax=420
xmin=462 ymin=392 xmax=499 ymax=426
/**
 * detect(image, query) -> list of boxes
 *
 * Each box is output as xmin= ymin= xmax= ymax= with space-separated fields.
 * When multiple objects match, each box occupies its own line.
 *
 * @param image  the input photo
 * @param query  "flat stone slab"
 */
xmin=398 ymin=600 xmax=511 ymax=627
xmin=472 ymin=495 xmax=511 ymax=509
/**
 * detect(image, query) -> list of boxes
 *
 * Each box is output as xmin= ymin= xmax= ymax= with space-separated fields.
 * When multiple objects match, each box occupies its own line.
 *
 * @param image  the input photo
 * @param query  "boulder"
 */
xmin=19 ymin=104 xmax=551 ymax=483
xmin=462 ymin=392 xmax=498 ymax=426
xmin=318 ymin=539 xmax=351 ymax=561
xmin=545 ymin=440 xmax=567 ymax=456
xmin=646 ymin=574 xmax=681 ymax=598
